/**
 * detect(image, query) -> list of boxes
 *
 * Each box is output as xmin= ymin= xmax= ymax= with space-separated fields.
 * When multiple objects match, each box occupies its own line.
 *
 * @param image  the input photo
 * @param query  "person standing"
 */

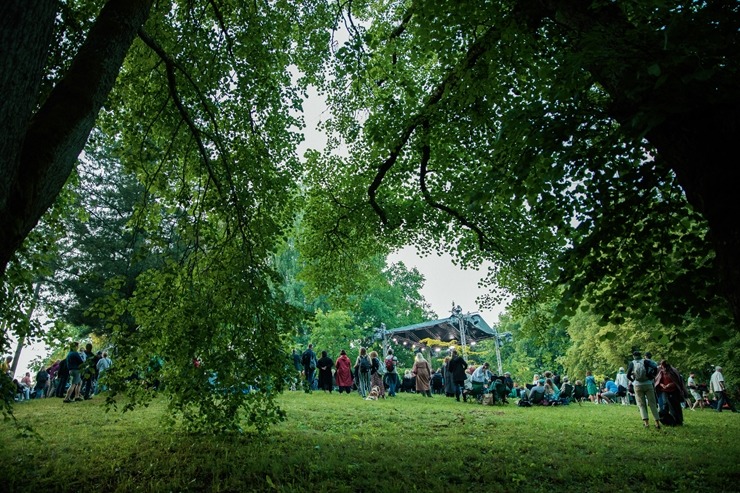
xmin=384 ymin=349 xmax=399 ymax=397
xmin=615 ymin=367 xmax=630 ymax=405
xmin=34 ymin=367 xmax=49 ymax=398
xmin=627 ymin=350 xmax=661 ymax=429
xmin=55 ymin=358 xmax=69 ymax=398
xmin=369 ymin=351 xmax=386 ymax=399
xmin=655 ymin=359 xmax=688 ymax=425
xmin=441 ymin=356 xmax=455 ymax=397
xmin=95 ymin=352 xmax=112 ymax=394
xmin=710 ymin=366 xmax=738 ymax=413
xmin=585 ymin=371 xmax=598 ymax=403
xmin=316 ymin=350 xmax=334 ymax=393
xmin=81 ymin=343 xmax=98 ymax=399
xmin=412 ymin=352 xmax=432 ymax=397
xmin=447 ymin=348 xmax=468 ymax=402
xmin=687 ymin=372 xmax=705 ymax=410
xmin=354 ymin=348 xmax=372 ymax=398
xmin=335 ymin=350 xmax=353 ymax=394
xmin=301 ymin=344 xmax=317 ymax=393
xmin=64 ymin=342 xmax=84 ymax=403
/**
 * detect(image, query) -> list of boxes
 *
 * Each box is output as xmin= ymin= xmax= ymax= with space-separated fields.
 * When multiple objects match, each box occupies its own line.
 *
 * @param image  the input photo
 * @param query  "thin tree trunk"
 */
xmin=9 ymin=282 xmax=41 ymax=377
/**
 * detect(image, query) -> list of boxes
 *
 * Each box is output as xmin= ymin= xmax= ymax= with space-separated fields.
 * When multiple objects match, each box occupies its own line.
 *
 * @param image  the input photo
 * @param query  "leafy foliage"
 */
xmin=301 ymin=0 xmax=740 ymax=340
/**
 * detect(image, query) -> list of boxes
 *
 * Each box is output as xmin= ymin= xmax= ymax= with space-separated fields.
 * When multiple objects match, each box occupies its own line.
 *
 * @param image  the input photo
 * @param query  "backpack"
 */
xmin=359 ymin=355 xmax=372 ymax=373
xmin=374 ymin=357 xmax=385 ymax=375
xmin=385 ymin=357 xmax=396 ymax=373
xmin=632 ymin=359 xmax=654 ymax=382
xmin=646 ymin=361 xmax=658 ymax=380
xmin=302 ymin=351 xmax=316 ymax=370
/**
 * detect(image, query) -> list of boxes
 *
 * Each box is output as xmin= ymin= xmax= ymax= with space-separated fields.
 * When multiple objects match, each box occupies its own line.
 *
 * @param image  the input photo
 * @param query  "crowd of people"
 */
xmin=5 ymin=341 xmax=736 ymax=429
xmin=2 ymin=342 xmax=112 ymax=403
xmin=294 ymin=345 xmax=513 ymax=404
xmin=291 ymin=344 xmax=737 ymax=428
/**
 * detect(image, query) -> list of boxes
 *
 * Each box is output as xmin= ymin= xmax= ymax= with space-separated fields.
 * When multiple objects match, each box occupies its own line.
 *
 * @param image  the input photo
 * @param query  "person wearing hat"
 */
xmin=627 ymin=350 xmax=661 ymax=428
xmin=615 ymin=367 xmax=630 ymax=405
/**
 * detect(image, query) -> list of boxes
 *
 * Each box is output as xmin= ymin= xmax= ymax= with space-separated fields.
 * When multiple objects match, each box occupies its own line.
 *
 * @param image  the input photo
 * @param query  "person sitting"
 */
xmin=529 ymin=379 xmax=547 ymax=405
xmin=599 ymin=378 xmax=619 ymax=404
xmin=545 ymin=377 xmax=560 ymax=402
xmin=472 ymin=363 xmax=491 ymax=384
xmin=401 ymin=369 xmax=416 ymax=393
xmin=559 ymin=377 xmax=574 ymax=403
xmin=471 ymin=363 xmax=492 ymax=392
xmin=573 ymin=380 xmax=589 ymax=402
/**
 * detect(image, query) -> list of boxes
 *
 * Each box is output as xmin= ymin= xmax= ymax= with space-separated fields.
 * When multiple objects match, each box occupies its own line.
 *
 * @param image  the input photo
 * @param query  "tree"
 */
xmin=304 ymin=0 xmax=740 ymax=335
xmin=0 ymin=0 xmax=153 ymax=275
xmin=1 ymin=0 xmax=336 ymax=431
xmin=48 ymin=138 xmax=159 ymax=335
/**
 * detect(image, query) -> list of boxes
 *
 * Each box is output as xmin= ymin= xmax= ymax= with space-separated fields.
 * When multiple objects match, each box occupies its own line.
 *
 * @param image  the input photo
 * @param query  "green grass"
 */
xmin=1 ymin=392 xmax=739 ymax=492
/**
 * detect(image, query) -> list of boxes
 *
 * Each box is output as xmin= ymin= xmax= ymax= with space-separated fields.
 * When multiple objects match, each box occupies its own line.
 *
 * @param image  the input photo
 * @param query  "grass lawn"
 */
xmin=1 ymin=391 xmax=739 ymax=492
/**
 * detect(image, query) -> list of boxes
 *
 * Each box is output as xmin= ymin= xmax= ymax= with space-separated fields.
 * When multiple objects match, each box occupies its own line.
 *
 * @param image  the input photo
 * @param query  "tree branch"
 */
xmin=417 ymin=123 xmax=503 ymax=256
xmin=137 ymin=28 xmax=226 ymax=201
xmin=367 ymin=26 xmax=500 ymax=225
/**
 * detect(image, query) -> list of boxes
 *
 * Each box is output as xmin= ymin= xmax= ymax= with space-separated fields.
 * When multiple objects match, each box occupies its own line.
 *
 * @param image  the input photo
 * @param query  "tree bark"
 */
xmin=521 ymin=0 xmax=740 ymax=327
xmin=647 ymin=107 xmax=740 ymax=327
xmin=0 ymin=0 xmax=153 ymax=276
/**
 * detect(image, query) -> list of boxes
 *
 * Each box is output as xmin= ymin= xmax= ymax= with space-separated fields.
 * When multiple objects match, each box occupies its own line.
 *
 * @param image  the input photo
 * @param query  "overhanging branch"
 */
xmin=368 ymin=26 xmax=500 ymax=226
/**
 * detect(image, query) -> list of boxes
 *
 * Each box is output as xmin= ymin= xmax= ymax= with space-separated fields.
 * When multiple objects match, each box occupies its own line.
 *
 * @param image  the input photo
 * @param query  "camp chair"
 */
xmin=467 ymin=381 xmax=489 ymax=403
xmin=559 ymin=382 xmax=579 ymax=405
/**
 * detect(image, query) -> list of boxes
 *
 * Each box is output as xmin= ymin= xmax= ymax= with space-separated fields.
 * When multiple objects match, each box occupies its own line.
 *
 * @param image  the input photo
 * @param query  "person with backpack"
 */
xmin=384 ymin=349 xmax=399 ymax=397
xmin=627 ymin=350 xmax=661 ymax=429
xmin=354 ymin=347 xmax=372 ymax=398
xmin=301 ymin=344 xmax=317 ymax=393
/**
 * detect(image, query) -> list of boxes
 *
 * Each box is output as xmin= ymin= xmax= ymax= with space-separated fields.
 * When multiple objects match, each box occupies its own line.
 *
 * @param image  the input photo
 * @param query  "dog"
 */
xmin=365 ymin=386 xmax=380 ymax=400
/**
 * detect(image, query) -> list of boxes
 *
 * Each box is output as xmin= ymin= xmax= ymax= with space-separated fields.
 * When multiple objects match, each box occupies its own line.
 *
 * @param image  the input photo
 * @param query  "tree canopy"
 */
xmin=303 ymin=0 xmax=740 ymax=338
xmin=1 ymin=0 xmax=739 ymax=430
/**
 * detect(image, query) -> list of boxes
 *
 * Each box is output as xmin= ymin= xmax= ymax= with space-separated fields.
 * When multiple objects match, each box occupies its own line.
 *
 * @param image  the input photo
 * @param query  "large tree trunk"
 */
xmin=0 ymin=0 xmax=153 ymax=276
xmin=647 ymin=107 xmax=740 ymax=327
xmin=526 ymin=1 xmax=740 ymax=327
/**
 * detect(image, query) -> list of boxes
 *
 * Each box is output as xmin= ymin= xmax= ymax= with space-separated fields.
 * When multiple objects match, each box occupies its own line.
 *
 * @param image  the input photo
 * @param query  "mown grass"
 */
xmin=1 ymin=392 xmax=739 ymax=492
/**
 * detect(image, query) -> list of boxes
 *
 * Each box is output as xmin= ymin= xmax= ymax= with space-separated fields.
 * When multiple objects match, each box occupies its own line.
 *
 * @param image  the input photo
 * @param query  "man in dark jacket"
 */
xmin=81 ymin=344 xmax=99 ymax=400
xmin=447 ymin=349 xmax=468 ymax=402
xmin=301 ymin=344 xmax=317 ymax=393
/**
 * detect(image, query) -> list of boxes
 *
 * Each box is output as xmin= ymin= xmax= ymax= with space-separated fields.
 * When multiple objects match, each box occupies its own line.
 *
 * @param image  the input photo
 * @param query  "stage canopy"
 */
xmin=384 ymin=313 xmax=496 ymax=346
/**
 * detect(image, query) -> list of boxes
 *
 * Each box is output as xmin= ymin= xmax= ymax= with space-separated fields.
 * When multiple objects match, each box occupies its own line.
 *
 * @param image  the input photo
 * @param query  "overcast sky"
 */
xmin=388 ymin=246 xmax=506 ymax=327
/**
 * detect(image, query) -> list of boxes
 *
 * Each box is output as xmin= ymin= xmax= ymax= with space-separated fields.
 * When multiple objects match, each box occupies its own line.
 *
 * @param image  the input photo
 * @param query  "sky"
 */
xmin=388 ymin=246 xmax=506 ymax=326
